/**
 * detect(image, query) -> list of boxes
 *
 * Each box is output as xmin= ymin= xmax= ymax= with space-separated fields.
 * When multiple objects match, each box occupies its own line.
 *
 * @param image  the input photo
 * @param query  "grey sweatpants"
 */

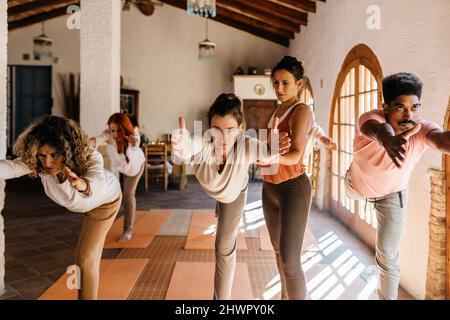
xmin=262 ymin=173 xmax=312 ymax=300
xmin=368 ymin=190 xmax=408 ymax=300
xmin=122 ymin=163 xmax=145 ymax=232
xmin=344 ymin=170 xmax=407 ymax=300
xmin=214 ymin=186 xmax=248 ymax=300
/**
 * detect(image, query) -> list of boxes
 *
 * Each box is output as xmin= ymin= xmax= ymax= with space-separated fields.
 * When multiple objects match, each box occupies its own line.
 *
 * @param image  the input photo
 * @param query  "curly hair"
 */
xmin=13 ymin=115 xmax=91 ymax=178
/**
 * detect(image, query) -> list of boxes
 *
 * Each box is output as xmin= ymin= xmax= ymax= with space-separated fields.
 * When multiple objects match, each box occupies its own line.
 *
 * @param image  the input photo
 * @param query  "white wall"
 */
xmin=7 ymin=4 xmax=286 ymax=138
xmin=288 ymin=0 xmax=450 ymax=299
xmin=121 ymin=5 xmax=286 ymax=139
xmin=7 ymin=16 xmax=80 ymax=117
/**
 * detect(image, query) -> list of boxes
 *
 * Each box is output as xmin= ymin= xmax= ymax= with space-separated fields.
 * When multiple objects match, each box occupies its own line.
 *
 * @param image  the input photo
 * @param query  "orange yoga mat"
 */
xmin=184 ymin=211 xmax=248 ymax=250
xmin=104 ymin=210 xmax=171 ymax=249
xmin=165 ymin=262 xmax=254 ymax=300
xmin=38 ymin=259 xmax=148 ymax=300
xmin=259 ymin=225 xmax=320 ymax=251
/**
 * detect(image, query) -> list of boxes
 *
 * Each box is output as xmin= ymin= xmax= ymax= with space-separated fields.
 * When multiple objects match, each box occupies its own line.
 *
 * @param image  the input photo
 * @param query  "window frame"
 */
xmin=327 ymin=44 xmax=384 ymax=250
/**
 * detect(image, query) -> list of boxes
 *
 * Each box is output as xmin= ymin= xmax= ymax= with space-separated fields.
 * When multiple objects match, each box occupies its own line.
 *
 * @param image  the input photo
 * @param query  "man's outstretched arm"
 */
xmin=426 ymin=129 xmax=450 ymax=154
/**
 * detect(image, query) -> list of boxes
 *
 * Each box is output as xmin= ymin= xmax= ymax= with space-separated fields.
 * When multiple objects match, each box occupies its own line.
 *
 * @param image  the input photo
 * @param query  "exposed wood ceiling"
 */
xmin=7 ymin=0 xmax=325 ymax=47
xmin=8 ymin=0 xmax=80 ymax=31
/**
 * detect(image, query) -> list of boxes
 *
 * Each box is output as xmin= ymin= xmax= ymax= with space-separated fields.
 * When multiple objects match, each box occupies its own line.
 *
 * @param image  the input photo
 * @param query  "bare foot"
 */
xmin=118 ymin=230 xmax=132 ymax=242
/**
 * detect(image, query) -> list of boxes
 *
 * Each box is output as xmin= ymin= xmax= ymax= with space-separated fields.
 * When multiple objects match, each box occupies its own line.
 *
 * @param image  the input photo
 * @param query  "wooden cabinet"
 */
xmin=243 ymin=99 xmax=277 ymax=130
xmin=233 ymin=75 xmax=277 ymax=130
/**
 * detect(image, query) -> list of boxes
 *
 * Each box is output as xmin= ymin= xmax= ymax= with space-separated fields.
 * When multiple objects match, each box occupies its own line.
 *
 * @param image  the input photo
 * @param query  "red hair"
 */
xmin=107 ymin=112 xmax=135 ymax=162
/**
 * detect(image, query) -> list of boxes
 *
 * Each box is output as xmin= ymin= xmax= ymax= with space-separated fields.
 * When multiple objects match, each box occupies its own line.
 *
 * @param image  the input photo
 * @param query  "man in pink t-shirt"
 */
xmin=345 ymin=72 xmax=450 ymax=300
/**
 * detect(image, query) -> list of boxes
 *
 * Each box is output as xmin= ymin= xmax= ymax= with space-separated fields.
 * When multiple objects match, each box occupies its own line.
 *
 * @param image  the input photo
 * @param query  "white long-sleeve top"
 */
xmin=303 ymin=123 xmax=327 ymax=162
xmin=94 ymin=129 xmax=145 ymax=177
xmin=0 ymin=149 xmax=122 ymax=213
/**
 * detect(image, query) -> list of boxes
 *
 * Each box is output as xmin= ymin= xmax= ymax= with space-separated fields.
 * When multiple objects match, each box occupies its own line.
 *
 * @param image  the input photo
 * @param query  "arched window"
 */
xmin=329 ymin=44 xmax=383 ymax=244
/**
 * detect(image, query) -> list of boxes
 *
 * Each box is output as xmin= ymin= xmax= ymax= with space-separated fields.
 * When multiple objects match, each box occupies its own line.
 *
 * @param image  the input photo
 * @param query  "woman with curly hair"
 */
xmin=88 ymin=113 xmax=145 ymax=242
xmin=0 ymin=115 xmax=122 ymax=300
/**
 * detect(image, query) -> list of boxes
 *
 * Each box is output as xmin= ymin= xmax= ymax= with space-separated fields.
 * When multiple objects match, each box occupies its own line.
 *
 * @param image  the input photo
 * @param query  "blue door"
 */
xmin=11 ymin=65 xmax=52 ymax=148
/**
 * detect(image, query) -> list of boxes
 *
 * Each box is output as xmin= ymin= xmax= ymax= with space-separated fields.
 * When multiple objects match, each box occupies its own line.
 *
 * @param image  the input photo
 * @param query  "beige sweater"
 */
xmin=194 ymin=133 xmax=273 ymax=203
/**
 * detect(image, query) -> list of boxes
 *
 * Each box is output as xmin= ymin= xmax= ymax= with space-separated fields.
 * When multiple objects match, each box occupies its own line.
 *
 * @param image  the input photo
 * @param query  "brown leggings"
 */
xmin=75 ymin=195 xmax=122 ymax=300
xmin=262 ymin=173 xmax=312 ymax=300
xmin=122 ymin=163 xmax=145 ymax=232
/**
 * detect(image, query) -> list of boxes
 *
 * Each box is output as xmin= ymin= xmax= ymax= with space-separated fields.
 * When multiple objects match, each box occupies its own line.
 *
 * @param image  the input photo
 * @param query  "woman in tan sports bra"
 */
xmin=260 ymin=56 xmax=314 ymax=300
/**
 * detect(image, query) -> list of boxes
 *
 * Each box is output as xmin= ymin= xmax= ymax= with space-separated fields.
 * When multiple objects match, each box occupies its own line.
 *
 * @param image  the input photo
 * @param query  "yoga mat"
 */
xmin=104 ymin=211 xmax=171 ymax=249
xmin=259 ymin=225 xmax=320 ymax=252
xmin=38 ymin=259 xmax=148 ymax=300
xmin=165 ymin=262 xmax=254 ymax=300
xmin=184 ymin=211 xmax=248 ymax=250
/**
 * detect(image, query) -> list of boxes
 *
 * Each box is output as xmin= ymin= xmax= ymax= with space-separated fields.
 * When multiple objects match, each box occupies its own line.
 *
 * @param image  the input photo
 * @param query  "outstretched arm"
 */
xmin=0 ymin=159 xmax=32 ymax=180
xmin=89 ymin=129 xmax=109 ymax=149
xmin=313 ymin=123 xmax=337 ymax=150
xmin=319 ymin=136 xmax=337 ymax=150
xmin=426 ymin=129 xmax=450 ymax=154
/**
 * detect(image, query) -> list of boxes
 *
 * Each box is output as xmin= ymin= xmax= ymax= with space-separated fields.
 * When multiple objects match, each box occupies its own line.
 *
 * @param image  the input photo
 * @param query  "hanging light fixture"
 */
xmin=187 ymin=0 xmax=216 ymax=18
xmin=33 ymin=22 xmax=54 ymax=61
xmin=199 ymin=18 xmax=216 ymax=60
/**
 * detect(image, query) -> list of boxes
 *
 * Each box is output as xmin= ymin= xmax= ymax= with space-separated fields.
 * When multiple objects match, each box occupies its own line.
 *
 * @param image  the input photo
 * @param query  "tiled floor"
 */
xmin=0 ymin=176 xmax=413 ymax=300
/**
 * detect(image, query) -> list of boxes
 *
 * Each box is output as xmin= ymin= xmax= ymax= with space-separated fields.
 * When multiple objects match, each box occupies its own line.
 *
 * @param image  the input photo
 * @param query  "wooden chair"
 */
xmin=166 ymin=144 xmax=187 ymax=191
xmin=143 ymin=143 xmax=168 ymax=191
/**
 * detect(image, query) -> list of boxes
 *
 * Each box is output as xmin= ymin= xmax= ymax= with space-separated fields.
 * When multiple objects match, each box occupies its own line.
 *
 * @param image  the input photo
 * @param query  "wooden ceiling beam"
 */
xmin=232 ymin=0 xmax=307 ymax=26
xmin=159 ymin=0 xmax=290 ymax=47
xmin=8 ymin=0 xmax=77 ymax=17
xmin=8 ymin=0 xmax=299 ymax=46
xmin=216 ymin=14 xmax=290 ymax=47
xmin=7 ymin=0 xmax=34 ymax=8
xmin=8 ymin=5 xmax=76 ymax=30
xmin=217 ymin=0 xmax=300 ymax=33
xmin=269 ymin=0 xmax=316 ymax=14
xmin=217 ymin=6 xmax=294 ymax=39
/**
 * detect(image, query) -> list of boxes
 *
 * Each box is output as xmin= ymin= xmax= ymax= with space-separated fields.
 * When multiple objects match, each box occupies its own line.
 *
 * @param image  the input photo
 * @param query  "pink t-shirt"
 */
xmin=349 ymin=109 xmax=441 ymax=198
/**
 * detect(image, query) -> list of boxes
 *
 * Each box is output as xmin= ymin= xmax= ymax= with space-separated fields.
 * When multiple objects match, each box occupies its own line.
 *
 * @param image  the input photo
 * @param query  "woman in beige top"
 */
xmin=171 ymin=93 xmax=290 ymax=299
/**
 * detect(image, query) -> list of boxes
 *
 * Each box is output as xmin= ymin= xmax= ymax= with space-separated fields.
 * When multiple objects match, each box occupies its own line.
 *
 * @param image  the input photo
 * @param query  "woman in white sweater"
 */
xmin=89 ymin=113 xmax=145 ymax=242
xmin=171 ymin=93 xmax=291 ymax=299
xmin=0 ymin=115 xmax=122 ymax=300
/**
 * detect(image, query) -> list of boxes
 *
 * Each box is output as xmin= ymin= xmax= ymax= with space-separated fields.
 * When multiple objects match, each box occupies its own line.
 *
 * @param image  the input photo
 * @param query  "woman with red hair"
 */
xmin=89 ymin=112 xmax=145 ymax=242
